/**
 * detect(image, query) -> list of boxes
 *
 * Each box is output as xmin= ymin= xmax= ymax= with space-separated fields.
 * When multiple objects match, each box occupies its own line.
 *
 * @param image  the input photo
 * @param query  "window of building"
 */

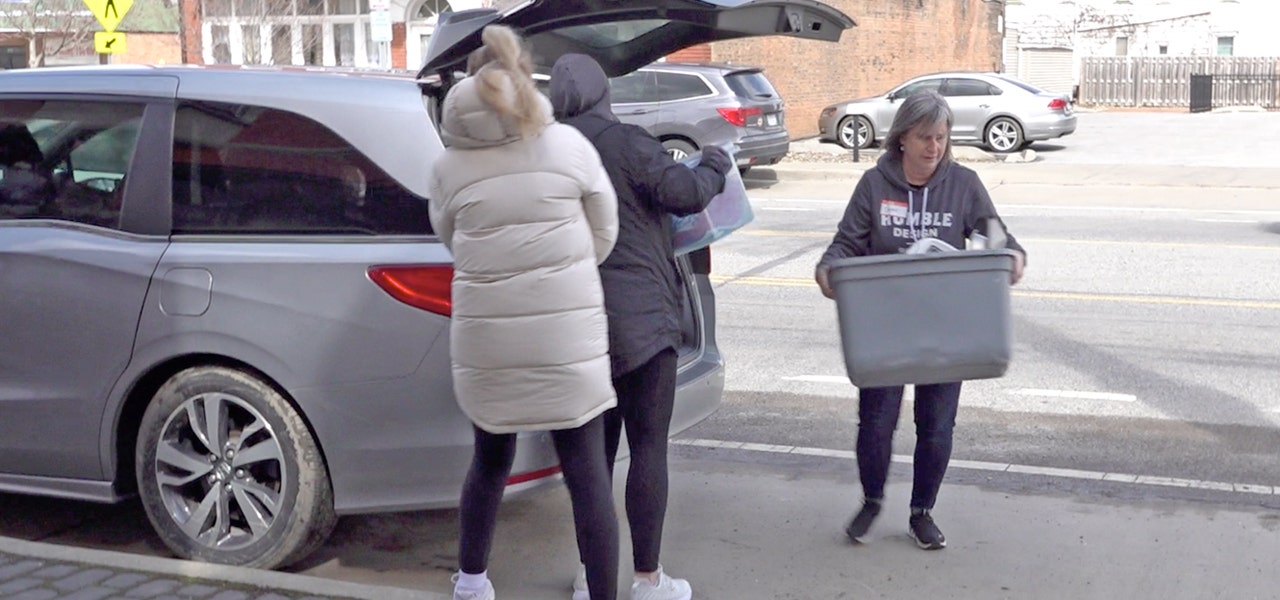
xmin=242 ymin=24 xmax=263 ymax=64
xmin=204 ymin=0 xmax=232 ymax=18
xmin=211 ymin=25 xmax=233 ymax=63
xmin=1158 ymin=44 xmax=1168 ymax=55
xmin=416 ymin=0 xmax=453 ymax=19
xmin=334 ymin=23 xmax=356 ymax=66
xmin=1217 ymin=36 xmax=1234 ymax=56
xmin=1 ymin=100 xmax=145 ymax=230
xmin=235 ymin=0 xmax=264 ymax=18
xmin=170 ymin=101 xmax=431 ymax=235
xmin=333 ymin=0 xmax=368 ymax=15
xmin=302 ymin=24 xmax=324 ymax=65
xmin=271 ymin=25 xmax=293 ymax=65
xmin=1115 ymin=36 xmax=1128 ymax=56
xmin=299 ymin=0 xmax=325 ymax=16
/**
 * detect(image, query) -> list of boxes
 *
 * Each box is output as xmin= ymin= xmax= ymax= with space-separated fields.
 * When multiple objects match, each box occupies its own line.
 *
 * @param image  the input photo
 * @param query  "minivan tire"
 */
xmin=135 ymin=366 xmax=336 ymax=570
xmin=662 ymin=139 xmax=698 ymax=161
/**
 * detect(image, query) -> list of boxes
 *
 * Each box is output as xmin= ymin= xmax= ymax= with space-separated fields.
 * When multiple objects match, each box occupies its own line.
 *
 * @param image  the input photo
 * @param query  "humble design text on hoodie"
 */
xmin=820 ymin=154 xmax=1024 ymax=264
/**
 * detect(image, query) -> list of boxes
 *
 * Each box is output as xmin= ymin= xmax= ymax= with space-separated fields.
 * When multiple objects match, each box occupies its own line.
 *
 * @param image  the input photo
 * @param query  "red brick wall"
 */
xmin=666 ymin=44 xmax=711 ymax=63
xmin=711 ymin=0 xmax=1003 ymax=138
xmin=113 ymin=33 xmax=182 ymax=65
xmin=392 ymin=23 xmax=406 ymax=70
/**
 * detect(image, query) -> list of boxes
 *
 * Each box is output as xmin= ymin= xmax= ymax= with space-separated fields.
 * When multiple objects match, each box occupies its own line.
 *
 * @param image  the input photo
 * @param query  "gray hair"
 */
xmin=883 ymin=90 xmax=954 ymax=163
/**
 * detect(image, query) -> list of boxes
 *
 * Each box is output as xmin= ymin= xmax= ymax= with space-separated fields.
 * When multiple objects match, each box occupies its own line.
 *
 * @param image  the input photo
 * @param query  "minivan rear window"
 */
xmin=725 ymin=70 xmax=776 ymax=99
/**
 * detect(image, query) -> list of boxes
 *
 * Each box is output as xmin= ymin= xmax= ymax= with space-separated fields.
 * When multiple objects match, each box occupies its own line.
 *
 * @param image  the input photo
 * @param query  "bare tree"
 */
xmin=0 ymin=0 xmax=98 ymax=67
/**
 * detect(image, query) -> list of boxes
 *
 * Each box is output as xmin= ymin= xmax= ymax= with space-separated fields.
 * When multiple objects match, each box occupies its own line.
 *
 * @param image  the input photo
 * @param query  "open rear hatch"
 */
xmin=419 ymin=0 xmax=855 ymax=80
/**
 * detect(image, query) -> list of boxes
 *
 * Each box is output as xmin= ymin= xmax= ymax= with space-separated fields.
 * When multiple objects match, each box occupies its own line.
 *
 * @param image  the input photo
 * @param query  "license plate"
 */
xmin=766 ymin=113 xmax=779 ymax=127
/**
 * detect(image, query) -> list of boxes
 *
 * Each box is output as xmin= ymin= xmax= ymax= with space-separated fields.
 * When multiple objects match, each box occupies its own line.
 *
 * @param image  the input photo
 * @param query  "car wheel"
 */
xmin=662 ymin=139 xmax=697 ymax=161
xmin=135 ymin=366 xmax=336 ymax=569
xmin=836 ymin=115 xmax=872 ymax=150
xmin=984 ymin=117 xmax=1024 ymax=153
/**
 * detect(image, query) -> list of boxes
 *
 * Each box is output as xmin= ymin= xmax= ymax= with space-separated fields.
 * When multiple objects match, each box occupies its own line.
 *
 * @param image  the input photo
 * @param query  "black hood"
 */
xmin=549 ymin=54 xmax=618 ymax=122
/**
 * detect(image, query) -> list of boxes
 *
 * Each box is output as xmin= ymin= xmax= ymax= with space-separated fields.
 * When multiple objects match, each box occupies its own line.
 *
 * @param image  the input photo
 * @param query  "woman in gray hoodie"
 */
xmin=815 ymin=90 xmax=1026 ymax=551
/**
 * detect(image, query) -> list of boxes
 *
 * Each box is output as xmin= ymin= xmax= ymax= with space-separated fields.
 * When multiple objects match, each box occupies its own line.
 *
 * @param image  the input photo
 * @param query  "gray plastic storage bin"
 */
xmin=829 ymin=249 xmax=1016 ymax=388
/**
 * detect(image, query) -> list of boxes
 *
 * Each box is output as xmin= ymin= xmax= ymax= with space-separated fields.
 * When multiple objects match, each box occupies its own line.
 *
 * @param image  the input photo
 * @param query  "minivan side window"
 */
xmin=172 ymin=100 xmax=431 ymax=235
xmin=0 ymin=99 xmax=144 ymax=230
xmin=656 ymin=72 xmax=713 ymax=102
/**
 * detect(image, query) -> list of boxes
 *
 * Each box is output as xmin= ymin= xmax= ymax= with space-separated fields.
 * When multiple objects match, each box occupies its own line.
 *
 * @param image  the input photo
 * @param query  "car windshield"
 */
xmin=725 ymin=70 xmax=777 ymax=98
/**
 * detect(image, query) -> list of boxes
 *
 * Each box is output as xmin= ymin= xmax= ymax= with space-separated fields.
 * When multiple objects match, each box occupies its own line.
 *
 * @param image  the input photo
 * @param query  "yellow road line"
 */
xmin=738 ymin=230 xmax=1280 ymax=251
xmin=709 ymin=275 xmax=1280 ymax=310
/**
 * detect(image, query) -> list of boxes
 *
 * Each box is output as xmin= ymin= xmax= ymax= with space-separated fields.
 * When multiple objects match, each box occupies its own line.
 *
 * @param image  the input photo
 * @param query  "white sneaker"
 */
xmin=571 ymin=563 xmax=589 ymax=600
xmin=630 ymin=566 xmax=691 ymax=600
xmin=451 ymin=573 xmax=496 ymax=600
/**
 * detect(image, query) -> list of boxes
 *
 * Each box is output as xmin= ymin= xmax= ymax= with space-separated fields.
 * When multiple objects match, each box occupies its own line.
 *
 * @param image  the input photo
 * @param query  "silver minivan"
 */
xmin=0 ymin=0 xmax=852 ymax=571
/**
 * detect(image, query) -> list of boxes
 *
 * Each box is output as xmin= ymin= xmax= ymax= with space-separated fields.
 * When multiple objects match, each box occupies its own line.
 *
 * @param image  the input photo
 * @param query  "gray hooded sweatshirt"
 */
xmin=819 ymin=153 xmax=1024 ymax=264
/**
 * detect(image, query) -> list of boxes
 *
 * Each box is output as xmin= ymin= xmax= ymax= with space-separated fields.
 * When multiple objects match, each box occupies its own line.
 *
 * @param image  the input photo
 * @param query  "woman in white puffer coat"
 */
xmin=427 ymin=25 xmax=621 ymax=600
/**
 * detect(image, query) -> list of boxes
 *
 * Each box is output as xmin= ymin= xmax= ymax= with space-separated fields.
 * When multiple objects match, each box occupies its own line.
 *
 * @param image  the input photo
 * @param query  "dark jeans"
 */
xmin=856 ymin=382 xmax=962 ymax=510
xmin=603 ymin=347 xmax=678 ymax=573
xmin=459 ymin=417 xmax=618 ymax=600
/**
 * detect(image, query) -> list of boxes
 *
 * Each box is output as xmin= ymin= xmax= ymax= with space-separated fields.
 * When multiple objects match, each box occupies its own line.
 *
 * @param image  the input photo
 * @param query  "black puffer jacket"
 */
xmin=551 ymin=54 xmax=726 ymax=377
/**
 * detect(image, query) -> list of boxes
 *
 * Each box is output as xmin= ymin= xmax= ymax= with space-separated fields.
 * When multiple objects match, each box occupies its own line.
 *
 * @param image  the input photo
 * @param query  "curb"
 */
xmin=0 ymin=535 xmax=443 ymax=600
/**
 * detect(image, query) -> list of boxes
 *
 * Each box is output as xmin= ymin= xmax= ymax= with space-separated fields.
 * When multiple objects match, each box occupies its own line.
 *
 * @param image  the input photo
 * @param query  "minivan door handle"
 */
xmin=617 ymin=109 xmax=655 ymax=116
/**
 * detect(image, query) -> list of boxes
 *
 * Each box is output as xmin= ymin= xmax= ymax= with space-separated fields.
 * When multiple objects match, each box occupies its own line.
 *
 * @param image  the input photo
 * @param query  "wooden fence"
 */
xmin=1079 ymin=56 xmax=1279 ymax=110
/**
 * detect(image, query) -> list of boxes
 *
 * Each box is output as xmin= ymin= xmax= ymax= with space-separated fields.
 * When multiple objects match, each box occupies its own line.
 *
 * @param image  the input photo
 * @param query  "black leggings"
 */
xmin=459 ymin=416 xmax=618 ymax=600
xmin=603 ymin=347 xmax=678 ymax=573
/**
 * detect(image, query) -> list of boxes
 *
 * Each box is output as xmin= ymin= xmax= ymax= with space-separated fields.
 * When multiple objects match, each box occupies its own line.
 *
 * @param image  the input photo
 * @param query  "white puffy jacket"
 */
xmin=428 ymin=75 xmax=619 ymax=434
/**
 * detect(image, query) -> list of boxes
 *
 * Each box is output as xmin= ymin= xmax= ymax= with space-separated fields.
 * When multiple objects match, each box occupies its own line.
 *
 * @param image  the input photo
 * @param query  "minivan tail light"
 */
xmin=369 ymin=265 xmax=453 ymax=316
xmin=1048 ymin=98 xmax=1068 ymax=111
xmin=717 ymin=106 xmax=763 ymax=127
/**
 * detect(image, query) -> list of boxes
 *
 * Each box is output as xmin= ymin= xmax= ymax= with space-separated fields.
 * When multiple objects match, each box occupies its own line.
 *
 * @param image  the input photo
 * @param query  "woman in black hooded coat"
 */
xmin=550 ymin=53 xmax=733 ymax=600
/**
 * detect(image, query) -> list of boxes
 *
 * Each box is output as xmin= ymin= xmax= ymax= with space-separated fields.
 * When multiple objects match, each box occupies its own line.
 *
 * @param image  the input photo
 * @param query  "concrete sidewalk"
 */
xmin=2 ymin=442 xmax=1279 ymax=599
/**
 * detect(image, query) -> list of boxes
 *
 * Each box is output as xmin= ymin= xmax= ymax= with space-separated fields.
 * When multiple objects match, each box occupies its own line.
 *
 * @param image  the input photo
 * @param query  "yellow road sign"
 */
xmin=94 ymin=31 xmax=127 ymax=54
xmin=83 ymin=0 xmax=133 ymax=32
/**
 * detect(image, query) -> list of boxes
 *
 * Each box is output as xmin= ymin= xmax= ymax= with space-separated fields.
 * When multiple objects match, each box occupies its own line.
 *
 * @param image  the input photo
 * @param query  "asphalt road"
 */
xmin=698 ymin=158 xmax=1280 ymax=493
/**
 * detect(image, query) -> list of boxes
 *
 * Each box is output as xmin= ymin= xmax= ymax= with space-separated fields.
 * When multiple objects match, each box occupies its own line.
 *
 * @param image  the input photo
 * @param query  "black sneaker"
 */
xmin=908 ymin=510 xmax=947 ymax=550
xmin=844 ymin=500 xmax=882 ymax=544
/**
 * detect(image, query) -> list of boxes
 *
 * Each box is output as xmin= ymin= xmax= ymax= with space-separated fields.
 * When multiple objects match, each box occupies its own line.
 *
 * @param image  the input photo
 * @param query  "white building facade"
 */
xmin=200 ymin=0 xmax=488 ymax=70
xmin=1005 ymin=0 xmax=1280 ymax=95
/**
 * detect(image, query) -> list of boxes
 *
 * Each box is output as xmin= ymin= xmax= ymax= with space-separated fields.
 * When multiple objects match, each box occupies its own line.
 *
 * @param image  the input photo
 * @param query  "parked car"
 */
xmin=0 ymin=0 xmax=852 ymax=570
xmin=609 ymin=62 xmax=790 ymax=171
xmin=817 ymin=71 xmax=1077 ymax=152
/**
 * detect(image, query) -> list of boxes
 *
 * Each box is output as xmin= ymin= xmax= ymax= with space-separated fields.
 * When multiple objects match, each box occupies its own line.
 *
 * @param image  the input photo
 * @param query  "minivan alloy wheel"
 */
xmin=136 ymin=367 xmax=335 ymax=569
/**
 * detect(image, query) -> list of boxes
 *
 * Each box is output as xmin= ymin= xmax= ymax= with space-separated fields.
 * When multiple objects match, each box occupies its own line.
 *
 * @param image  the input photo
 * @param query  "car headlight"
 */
xmin=820 ymin=107 xmax=836 ymax=118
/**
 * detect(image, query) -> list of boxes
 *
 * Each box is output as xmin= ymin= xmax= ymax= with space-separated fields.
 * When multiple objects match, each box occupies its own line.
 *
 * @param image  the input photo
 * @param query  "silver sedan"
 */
xmin=818 ymin=71 xmax=1077 ymax=152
